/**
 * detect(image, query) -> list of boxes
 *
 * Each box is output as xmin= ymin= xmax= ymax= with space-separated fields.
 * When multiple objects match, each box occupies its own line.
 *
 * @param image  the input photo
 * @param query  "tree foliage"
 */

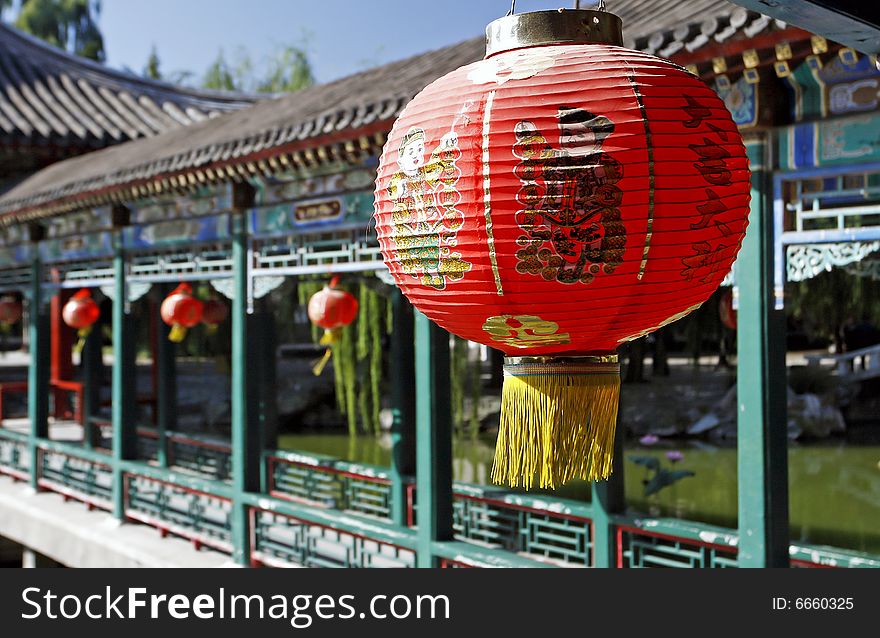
xmin=12 ymin=0 xmax=105 ymax=61
xmin=256 ymin=45 xmax=314 ymax=93
xmin=143 ymin=44 xmax=160 ymax=80
xmin=202 ymin=48 xmax=245 ymax=91
xmin=788 ymin=269 xmax=880 ymax=349
xmin=201 ymin=44 xmax=313 ymax=94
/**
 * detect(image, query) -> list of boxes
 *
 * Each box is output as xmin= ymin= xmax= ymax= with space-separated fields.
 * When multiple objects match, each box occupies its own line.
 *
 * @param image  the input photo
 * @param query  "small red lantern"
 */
xmin=0 ymin=295 xmax=22 ymax=329
xmin=374 ymin=8 xmax=751 ymax=489
xmin=160 ymin=283 xmax=204 ymax=343
xmin=307 ymin=276 xmax=359 ymax=374
xmin=201 ymin=298 xmax=228 ymax=334
xmin=62 ymin=288 xmax=100 ymax=341
xmin=718 ymin=288 xmax=737 ymax=331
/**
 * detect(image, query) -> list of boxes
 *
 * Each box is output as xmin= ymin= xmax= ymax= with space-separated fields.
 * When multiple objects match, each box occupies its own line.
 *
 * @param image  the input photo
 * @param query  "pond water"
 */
xmin=278 ymin=433 xmax=880 ymax=555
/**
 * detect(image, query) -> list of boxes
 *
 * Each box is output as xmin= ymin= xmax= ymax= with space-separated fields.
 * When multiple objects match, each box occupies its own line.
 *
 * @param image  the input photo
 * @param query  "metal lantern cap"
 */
xmin=485 ymin=9 xmax=624 ymax=57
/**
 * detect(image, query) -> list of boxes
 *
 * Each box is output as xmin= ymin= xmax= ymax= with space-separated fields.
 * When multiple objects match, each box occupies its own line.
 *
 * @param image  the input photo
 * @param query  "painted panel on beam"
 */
xmin=784 ymin=50 xmax=880 ymax=123
xmin=252 ymin=157 xmax=378 ymax=237
xmin=715 ymin=75 xmax=759 ymax=128
xmin=779 ymin=111 xmax=880 ymax=168
xmin=125 ymin=213 xmax=231 ymax=248
xmin=0 ymin=235 xmax=30 ymax=264
xmin=125 ymin=185 xmax=233 ymax=249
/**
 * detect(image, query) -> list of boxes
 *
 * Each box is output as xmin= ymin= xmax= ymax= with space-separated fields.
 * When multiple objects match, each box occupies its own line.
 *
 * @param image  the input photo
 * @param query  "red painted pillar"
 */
xmin=50 ymin=289 xmax=74 ymax=419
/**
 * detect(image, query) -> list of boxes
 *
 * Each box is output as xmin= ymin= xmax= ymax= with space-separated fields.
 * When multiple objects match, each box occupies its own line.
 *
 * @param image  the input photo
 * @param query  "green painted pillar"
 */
xmin=251 ymin=299 xmax=278 ymax=493
xmin=26 ymin=225 xmax=49 ymax=490
xmin=736 ymin=138 xmax=789 ymax=567
xmin=414 ymin=311 xmax=453 ymax=567
xmin=590 ymin=413 xmax=625 ymax=567
xmin=80 ymin=316 xmax=103 ymax=450
xmin=389 ymin=289 xmax=415 ymax=527
xmin=111 ymin=207 xmax=137 ymax=520
xmin=230 ymin=183 xmax=259 ymax=565
xmin=155 ymin=284 xmax=177 ymax=468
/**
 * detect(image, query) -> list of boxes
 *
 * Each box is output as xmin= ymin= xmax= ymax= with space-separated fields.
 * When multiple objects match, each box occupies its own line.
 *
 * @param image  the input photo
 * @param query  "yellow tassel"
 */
xmin=312 ymin=328 xmax=341 ymax=376
xmin=73 ymin=326 xmax=92 ymax=355
xmin=168 ymin=325 xmax=187 ymax=343
xmin=491 ymin=356 xmax=620 ymax=490
xmin=312 ymin=349 xmax=333 ymax=376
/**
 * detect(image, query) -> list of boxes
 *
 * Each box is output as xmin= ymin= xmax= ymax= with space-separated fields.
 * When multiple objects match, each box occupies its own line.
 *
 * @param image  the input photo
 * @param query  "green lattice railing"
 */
xmin=250 ymin=508 xmax=415 ymax=568
xmin=137 ymin=428 xmax=232 ymax=481
xmin=0 ymin=429 xmax=29 ymax=480
xmin=37 ymin=444 xmax=113 ymax=510
xmin=124 ymin=472 xmax=233 ymax=552
xmin=268 ymin=449 xmax=392 ymax=518
xmin=3 ymin=426 xmax=877 ymax=570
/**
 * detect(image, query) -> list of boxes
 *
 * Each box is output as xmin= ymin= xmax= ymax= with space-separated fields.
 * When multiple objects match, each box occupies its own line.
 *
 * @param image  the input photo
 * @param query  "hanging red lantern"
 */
xmin=0 ymin=295 xmax=22 ymax=328
xmin=307 ymin=276 xmax=359 ymax=374
xmin=373 ymin=8 xmax=751 ymax=489
xmin=62 ymin=289 xmax=100 ymax=352
xmin=201 ymin=298 xmax=228 ymax=334
xmin=160 ymin=283 xmax=204 ymax=343
xmin=718 ymin=288 xmax=737 ymax=331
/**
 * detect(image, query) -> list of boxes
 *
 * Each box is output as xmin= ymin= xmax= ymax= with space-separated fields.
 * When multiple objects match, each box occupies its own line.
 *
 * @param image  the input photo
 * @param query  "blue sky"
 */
xmin=99 ymin=0 xmax=591 ymax=86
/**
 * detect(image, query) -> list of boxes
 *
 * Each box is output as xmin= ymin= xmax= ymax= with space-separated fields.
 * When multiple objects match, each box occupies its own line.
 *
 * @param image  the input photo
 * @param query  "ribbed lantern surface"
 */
xmin=374 ymin=41 xmax=751 ymax=489
xmin=0 ymin=296 xmax=22 ymax=326
xmin=161 ymin=283 xmax=204 ymax=343
xmin=62 ymin=289 xmax=100 ymax=333
xmin=307 ymin=276 xmax=359 ymax=375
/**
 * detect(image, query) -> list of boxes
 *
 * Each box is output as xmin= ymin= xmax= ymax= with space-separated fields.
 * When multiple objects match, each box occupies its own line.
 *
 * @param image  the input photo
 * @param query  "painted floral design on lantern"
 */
xmin=512 ymin=106 xmax=626 ymax=285
xmin=386 ymin=126 xmax=471 ymax=290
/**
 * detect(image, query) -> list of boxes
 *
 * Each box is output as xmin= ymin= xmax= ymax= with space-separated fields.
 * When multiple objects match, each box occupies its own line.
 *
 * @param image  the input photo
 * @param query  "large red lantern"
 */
xmin=160 ymin=283 xmax=204 ymax=343
xmin=62 ymin=288 xmax=100 ymax=335
xmin=201 ymin=298 xmax=228 ymax=334
xmin=307 ymin=276 xmax=359 ymax=374
xmin=0 ymin=295 xmax=22 ymax=328
xmin=374 ymin=8 xmax=751 ymax=489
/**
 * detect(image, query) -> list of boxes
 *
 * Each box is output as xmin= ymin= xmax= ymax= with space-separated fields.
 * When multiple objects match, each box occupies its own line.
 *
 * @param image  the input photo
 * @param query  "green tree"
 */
xmin=201 ymin=44 xmax=314 ymax=94
xmin=788 ymin=268 xmax=880 ymax=352
xmin=202 ymin=48 xmax=240 ymax=91
xmin=143 ymin=44 xmax=161 ymax=80
xmin=13 ymin=0 xmax=105 ymax=62
xmin=256 ymin=45 xmax=314 ymax=93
